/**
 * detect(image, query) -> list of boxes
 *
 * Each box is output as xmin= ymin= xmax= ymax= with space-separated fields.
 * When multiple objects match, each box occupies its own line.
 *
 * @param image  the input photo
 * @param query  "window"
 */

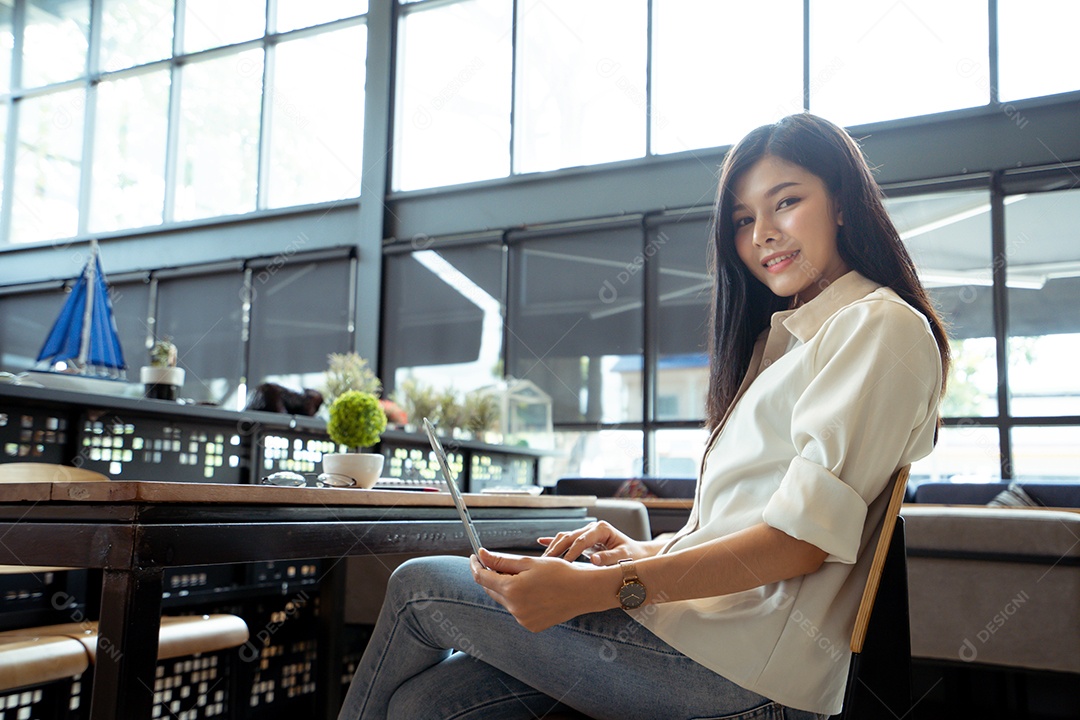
xmin=0 ymin=1 xmax=369 ymax=245
xmin=514 ymin=0 xmax=646 ymax=173
xmin=174 ymin=49 xmax=264 ymax=221
xmin=808 ymin=0 xmax=987 ymax=126
xmin=22 ymin=0 xmax=89 ymax=88
xmin=0 ymin=4 xmax=14 ymax=94
xmin=651 ymin=0 xmax=802 ymax=155
xmin=997 ymin=0 xmax=1080 ymax=101
xmin=266 ymin=24 xmax=366 ymax=208
xmin=99 ymin=0 xmax=174 ymax=72
xmin=182 ymin=0 xmax=265 ymax=54
xmin=155 ymin=271 xmax=245 ymax=406
xmin=507 ymin=224 xmax=644 ymax=424
xmin=382 ymin=241 xmax=504 ymax=395
xmin=1005 ymin=188 xmax=1080 ymax=418
xmin=393 ymin=0 xmax=512 ymax=191
xmin=276 ymin=0 xmax=368 ymax=33
xmin=0 ymin=287 xmax=68 ymax=371
xmin=11 ymin=88 xmax=85 ymax=243
xmin=89 ymin=69 xmax=171 ymax=232
xmin=887 ymin=189 xmax=997 ymax=418
xmin=652 ymin=215 xmax=711 ymax=421
xmin=247 ymin=255 xmax=354 ymax=393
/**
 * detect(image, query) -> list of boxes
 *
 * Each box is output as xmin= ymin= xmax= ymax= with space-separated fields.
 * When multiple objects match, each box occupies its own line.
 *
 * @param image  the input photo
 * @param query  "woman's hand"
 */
xmin=538 ymin=520 xmax=656 ymax=565
xmin=470 ymin=549 xmax=618 ymax=632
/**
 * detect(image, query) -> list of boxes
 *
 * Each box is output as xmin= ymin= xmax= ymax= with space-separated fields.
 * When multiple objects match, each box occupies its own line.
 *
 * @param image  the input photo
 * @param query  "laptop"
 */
xmin=423 ymin=418 xmax=487 ymax=567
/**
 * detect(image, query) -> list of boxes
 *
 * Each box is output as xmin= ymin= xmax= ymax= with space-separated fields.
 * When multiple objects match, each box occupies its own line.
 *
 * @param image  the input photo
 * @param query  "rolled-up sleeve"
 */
xmin=762 ymin=297 xmax=941 ymax=563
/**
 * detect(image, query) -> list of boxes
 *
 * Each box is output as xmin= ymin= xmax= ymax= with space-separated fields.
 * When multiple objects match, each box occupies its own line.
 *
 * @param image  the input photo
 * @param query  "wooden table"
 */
xmin=0 ymin=481 xmax=592 ymax=720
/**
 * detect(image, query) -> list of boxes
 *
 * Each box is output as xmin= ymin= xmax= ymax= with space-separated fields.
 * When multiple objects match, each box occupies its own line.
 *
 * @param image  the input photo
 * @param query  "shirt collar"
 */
xmin=780 ymin=271 xmax=881 ymax=343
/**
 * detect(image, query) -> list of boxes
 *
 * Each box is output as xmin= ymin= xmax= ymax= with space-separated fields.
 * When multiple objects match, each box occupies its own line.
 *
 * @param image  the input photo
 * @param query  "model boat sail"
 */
xmin=36 ymin=240 xmax=127 ymax=379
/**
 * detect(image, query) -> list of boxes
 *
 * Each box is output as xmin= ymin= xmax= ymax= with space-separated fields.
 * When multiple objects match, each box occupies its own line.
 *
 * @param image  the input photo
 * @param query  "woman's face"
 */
xmin=731 ymin=155 xmax=849 ymax=305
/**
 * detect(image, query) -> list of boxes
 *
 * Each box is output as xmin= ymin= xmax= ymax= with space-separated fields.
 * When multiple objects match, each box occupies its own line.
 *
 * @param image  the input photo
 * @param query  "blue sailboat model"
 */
xmin=35 ymin=240 xmax=127 ymax=380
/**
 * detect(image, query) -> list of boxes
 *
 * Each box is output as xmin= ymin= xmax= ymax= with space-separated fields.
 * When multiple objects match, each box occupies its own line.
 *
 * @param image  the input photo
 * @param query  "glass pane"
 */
xmin=0 ymin=3 xmax=14 ymax=94
xmin=276 ymin=0 xmax=367 ymax=32
xmin=909 ymin=424 xmax=1001 ymax=484
xmin=652 ymin=218 xmax=711 ymax=421
xmin=100 ymin=0 xmax=174 ymax=72
xmin=515 ymin=0 xmax=646 ymax=173
xmin=89 ymin=69 xmax=170 ymax=232
xmin=508 ymin=227 xmax=644 ymax=424
xmin=383 ymin=244 xmax=504 ymax=395
xmin=156 ymin=272 xmax=244 ymax=407
xmin=107 ymin=279 xmax=152 ymax=373
xmin=1005 ymin=189 xmax=1080 ymax=417
xmin=183 ymin=0 xmax=265 ymax=54
xmin=394 ymin=0 xmax=511 ymax=191
xmin=11 ymin=88 xmax=85 ymax=244
xmin=653 ymin=428 xmax=708 ymax=478
xmin=266 ymin=25 xmax=366 ymax=208
xmin=1011 ymin=426 xmax=1080 ymax=482
xmin=886 ymin=189 xmax=997 ymax=417
xmin=809 ymin=0 xmax=987 ymax=127
xmin=0 ymin=288 xmax=67 ymax=371
xmin=651 ymin=0 xmax=802 ymax=155
xmin=247 ymin=257 xmax=353 ymax=391
xmin=22 ymin=0 xmax=90 ymax=88
xmin=541 ymin=428 xmax=644 ymax=485
xmin=998 ymin=0 xmax=1080 ymax=101
xmin=174 ymin=49 xmax=263 ymax=221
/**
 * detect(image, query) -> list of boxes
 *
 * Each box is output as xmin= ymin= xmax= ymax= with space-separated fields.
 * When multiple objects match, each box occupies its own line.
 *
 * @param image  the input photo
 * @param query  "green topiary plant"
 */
xmin=327 ymin=390 xmax=387 ymax=450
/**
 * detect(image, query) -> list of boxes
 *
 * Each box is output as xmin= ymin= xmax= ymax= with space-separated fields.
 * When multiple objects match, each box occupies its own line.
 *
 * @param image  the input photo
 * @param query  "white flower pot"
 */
xmin=140 ymin=366 xmax=185 ymax=401
xmin=322 ymin=453 xmax=384 ymax=489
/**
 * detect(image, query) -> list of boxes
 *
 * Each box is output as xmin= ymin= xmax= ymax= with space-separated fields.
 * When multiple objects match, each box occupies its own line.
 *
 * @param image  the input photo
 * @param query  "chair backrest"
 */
xmin=835 ymin=465 xmax=913 ymax=720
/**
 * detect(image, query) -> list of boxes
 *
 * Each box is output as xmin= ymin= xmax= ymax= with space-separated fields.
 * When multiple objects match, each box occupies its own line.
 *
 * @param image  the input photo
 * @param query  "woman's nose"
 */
xmin=753 ymin=218 xmax=778 ymax=246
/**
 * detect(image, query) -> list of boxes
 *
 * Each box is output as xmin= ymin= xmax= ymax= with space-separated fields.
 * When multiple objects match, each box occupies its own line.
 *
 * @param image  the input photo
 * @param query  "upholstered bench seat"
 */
xmin=902 ymin=505 xmax=1080 ymax=673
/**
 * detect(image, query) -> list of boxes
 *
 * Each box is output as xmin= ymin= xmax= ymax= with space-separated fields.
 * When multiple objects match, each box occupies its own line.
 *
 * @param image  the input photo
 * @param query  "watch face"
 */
xmin=619 ymin=581 xmax=646 ymax=609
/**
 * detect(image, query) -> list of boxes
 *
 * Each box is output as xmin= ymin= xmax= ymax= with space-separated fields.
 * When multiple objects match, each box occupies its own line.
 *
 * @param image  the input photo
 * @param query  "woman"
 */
xmin=338 ymin=114 xmax=949 ymax=720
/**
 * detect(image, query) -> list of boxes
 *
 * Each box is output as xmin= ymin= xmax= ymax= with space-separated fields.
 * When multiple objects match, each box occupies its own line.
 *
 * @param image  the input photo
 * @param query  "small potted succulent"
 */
xmin=323 ymin=390 xmax=388 ymax=488
xmin=140 ymin=339 xmax=185 ymax=401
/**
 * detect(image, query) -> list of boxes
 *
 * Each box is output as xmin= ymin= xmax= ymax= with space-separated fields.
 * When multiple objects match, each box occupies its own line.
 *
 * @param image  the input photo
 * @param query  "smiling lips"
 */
xmin=763 ymin=250 xmax=800 ymax=273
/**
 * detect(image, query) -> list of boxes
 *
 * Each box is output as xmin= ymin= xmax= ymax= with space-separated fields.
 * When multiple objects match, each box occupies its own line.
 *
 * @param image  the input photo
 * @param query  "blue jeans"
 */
xmin=337 ymin=556 xmax=827 ymax=720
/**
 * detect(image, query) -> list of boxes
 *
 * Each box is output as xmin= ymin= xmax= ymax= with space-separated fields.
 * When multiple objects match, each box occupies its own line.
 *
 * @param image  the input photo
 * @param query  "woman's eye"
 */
xmin=733 ymin=216 xmax=752 ymax=229
xmin=777 ymin=197 xmax=800 ymax=210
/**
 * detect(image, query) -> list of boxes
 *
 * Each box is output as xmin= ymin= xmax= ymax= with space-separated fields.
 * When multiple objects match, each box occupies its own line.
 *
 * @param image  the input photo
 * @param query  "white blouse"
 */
xmin=632 ymin=271 xmax=942 ymax=715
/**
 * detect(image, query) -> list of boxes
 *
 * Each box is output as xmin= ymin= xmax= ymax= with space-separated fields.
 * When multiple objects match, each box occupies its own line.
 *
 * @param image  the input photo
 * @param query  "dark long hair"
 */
xmin=705 ymin=113 xmax=950 ymax=429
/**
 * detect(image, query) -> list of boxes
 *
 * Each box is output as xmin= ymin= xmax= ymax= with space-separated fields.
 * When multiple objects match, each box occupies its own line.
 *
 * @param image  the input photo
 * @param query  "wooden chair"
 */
xmin=832 ymin=464 xmax=913 ymax=720
xmin=545 ymin=466 xmax=914 ymax=720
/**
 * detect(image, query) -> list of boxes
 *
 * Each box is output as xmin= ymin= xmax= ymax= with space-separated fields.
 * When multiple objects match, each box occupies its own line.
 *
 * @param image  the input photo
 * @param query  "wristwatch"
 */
xmin=616 ymin=559 xmax=646 ymax=610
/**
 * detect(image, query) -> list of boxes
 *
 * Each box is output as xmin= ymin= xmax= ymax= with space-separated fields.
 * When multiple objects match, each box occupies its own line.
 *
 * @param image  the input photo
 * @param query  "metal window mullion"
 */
xmin=256 ymin=40 xmax=274 ymax=211
xmin=77 ymin=0 xmax=105 ymax=236
xmin=644 ymin=0 xmax=653 ymax=156
xmin=76 ymin=81 xmax=96 ymax=236
xmin=990 ymin=170 xmax=1012 ymax=479
xmin=146 ymin=274 xmax=159 ymax=350
xmin=802 ymin=0 xmax=810 ymax=110
xmin=988 ymin=0 xmax=999 ymax=105
xmin=508 ymin=0 xmax=518 ymax=175
xmin=163 ymin=1 xmax=185 ymax=223
xmin=240 ymin=266 xmax=253 ymax=397
xmin=641 ymin=220 xmax=657 ymax=474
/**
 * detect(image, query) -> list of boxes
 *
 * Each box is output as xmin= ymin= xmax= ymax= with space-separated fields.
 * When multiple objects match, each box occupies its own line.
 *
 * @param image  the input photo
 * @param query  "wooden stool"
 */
xmin=0 ymin=614 xmax=249 ymax=662
xmin=0 ymin=635 xmax=89 ymax=692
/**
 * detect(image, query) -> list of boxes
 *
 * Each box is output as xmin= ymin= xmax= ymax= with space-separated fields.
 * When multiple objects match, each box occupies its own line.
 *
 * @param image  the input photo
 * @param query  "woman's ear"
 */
xmin=836 ymin=209 xmax=844 ymax=226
